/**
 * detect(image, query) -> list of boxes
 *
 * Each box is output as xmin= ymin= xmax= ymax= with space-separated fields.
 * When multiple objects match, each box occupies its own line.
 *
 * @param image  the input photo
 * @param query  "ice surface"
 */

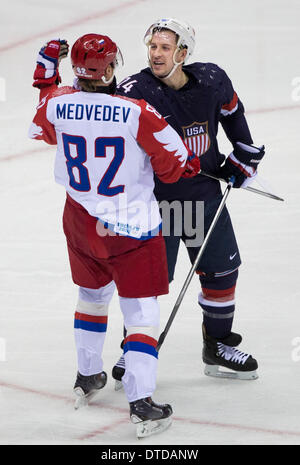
xmin=1 ymin=0 xmax=300 ymax=446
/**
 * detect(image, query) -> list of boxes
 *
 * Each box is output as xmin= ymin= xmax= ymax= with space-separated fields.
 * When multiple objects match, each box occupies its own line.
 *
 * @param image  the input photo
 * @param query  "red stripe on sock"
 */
xmin=202 ymin=285 xmax=236 ymax=302
xmin=74 ymin=312 xmax=107 ymax=324
xmin=124 ymin=334 xmax=157 ymax=347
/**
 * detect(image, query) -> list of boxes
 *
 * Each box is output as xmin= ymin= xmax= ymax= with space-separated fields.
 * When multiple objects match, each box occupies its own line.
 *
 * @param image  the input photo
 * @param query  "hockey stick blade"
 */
xmin=199 ymin=170 xmax=284 ymax=202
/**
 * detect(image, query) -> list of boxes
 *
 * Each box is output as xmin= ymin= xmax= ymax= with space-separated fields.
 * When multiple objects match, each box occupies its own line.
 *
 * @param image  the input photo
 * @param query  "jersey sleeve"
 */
xmin=28 ymin=86 xmax=57 ymax=144
xmin=28 ymin=85 xmax=76 ymax=145
xmin=218 ymin=68 xmax=240 ymax=117
xmin=135 ymin=99 xmax=192 ymax=183
xmin=219 ymin=68 xmax=253 ymax=145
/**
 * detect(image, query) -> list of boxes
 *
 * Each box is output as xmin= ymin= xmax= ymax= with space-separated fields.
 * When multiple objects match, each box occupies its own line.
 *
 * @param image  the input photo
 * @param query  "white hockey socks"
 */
xmin=119 ymin=296 xmax=160 ymax=403
xmin=74 ymin=281 xmax=115 ymax=376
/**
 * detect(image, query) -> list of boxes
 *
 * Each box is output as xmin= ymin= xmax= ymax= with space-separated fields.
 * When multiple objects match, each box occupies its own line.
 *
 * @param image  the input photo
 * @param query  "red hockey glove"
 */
xmin=218 ymin=142 xmax=265 ymax=188
xmin=33 ymin=39 xmax=69 ymax=88
xmin=182 ymin=152 xmax=200 ymax=178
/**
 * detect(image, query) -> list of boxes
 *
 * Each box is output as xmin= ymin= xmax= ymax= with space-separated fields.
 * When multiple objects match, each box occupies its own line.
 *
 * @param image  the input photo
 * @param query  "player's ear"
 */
xmin=104 ymin=64 xmax=114 ymax=82
xmin=180 ymin=47 xmax=188 ymax=62
xmin=176 ymin=46 xmax=188 ymax=64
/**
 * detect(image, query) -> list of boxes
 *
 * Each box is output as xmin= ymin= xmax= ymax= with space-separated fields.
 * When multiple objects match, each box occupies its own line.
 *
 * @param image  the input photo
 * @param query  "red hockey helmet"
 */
xmin=71 ymin=34 xmax=123 ymax=81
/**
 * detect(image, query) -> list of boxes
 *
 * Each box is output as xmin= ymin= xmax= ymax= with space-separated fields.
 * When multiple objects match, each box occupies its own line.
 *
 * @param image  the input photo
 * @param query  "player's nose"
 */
xmin=152 ymin=47 xmax=163 ymax=58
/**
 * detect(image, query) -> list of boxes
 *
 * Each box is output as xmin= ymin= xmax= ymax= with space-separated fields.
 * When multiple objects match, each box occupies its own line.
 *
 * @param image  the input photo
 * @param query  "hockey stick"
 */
xmin=156 ymin=178 xmax=235 ymax=352
xmin=199 ymin=170 xmax=284 ymax=202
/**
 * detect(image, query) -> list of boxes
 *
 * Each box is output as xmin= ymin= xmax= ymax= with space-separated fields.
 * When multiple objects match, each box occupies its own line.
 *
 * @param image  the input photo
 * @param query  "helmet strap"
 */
xmin=162 ymin=48 xmax=185 ymax=79
xmin=148 ymin=46 xmax=184 ymax=80
xmin=101 ymin=62 xmax=116 ymax=85
xmin=102 ymin=72 xmax=115 ymax=85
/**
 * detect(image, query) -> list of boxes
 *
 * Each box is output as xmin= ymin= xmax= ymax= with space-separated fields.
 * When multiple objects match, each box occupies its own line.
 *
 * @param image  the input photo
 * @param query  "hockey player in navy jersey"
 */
xmin=29 ymin=33 xmax=199 ymax=438
xmin=112 ymin=18 xmax=265 ymax=383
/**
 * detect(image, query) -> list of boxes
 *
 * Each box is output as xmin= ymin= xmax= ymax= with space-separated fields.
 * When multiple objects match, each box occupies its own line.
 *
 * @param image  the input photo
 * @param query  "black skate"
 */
xmin=130 ymin=397 xmax=173 ymax=438
xmin=202 ymin=325 xmax=258 ymax=380
xmin=112 ymin=355 xmax=125 ymax=391
xmin=73 ymin=371 xmax=107 ymax=409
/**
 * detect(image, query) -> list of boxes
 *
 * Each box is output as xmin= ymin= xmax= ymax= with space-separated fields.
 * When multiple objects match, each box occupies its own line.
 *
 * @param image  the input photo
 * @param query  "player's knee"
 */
xmin=79 ymin=281 xmax=115 ymax=304
xmin=199 ymin=268 xmax=239 ymax=303
xmin=119 ymin=296 xmax=160 ymax=328
xmin=76 ymin=299 xmax=109 ymax=317
xmin=76 ymin=282 xmax=115 ymax=316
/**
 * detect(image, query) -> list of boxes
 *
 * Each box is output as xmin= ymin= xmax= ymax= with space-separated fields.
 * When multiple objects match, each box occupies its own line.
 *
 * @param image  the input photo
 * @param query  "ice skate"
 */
xmin=73 ymin=371 xmax=107 ymax=409
xmin=130 ymin=397 xmax=173 ymax=438
xmin=112 ymin=355 xmax=125 ymax=391
xmin=202 ymin=325 xmax=258 ymax=380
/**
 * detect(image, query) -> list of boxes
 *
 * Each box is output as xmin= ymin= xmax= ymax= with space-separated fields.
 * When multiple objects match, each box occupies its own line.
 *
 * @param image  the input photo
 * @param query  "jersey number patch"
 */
xmin=62 ymin=134 xmax=125 ymax=196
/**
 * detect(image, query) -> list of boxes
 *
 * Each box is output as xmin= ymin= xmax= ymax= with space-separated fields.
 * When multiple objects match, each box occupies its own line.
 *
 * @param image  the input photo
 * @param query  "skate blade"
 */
xmin=114 ymin=380 xmax=123 ymax=391
xmin=133 ymin=417 xmax=172 ymax=439
xmin=204 ymin=364 xmax=258 ymax=380
xmin=74 ymin=387 xmax=99 ymax=410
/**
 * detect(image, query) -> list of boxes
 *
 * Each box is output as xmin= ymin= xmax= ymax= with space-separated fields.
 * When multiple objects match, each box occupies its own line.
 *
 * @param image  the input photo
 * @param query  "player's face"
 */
xmin=148 ymin=30 xmax=179 ymax=78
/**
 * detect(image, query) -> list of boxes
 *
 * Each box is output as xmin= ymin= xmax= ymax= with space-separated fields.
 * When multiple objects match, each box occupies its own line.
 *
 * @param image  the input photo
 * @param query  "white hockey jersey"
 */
xmin=29 ymin=86 xmax=192 ymax=239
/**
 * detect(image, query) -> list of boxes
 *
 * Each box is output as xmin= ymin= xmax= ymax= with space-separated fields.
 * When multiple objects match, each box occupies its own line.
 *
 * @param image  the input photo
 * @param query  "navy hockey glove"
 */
xmin=219 ymin=142 xmax=265 ymax=188
xmin=182 ymin=152 xmax=200 ymax=178
xmin=33 ymin=39 xmax=69 ymax=88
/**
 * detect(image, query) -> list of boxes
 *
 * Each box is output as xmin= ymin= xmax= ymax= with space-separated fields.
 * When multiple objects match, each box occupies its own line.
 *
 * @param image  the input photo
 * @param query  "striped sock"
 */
xmin=122 ymin=332 xmax=158 ymax=402
xmin=199 ymin=270 xmax=238 ymax=339
xmin=74 ymin=299 xmax=108 ymax=376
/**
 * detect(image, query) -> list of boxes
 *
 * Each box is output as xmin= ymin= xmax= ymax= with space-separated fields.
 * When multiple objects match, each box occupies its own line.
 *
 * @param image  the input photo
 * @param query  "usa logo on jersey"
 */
xmin=182 ymin=121 xmax=210 ymax=157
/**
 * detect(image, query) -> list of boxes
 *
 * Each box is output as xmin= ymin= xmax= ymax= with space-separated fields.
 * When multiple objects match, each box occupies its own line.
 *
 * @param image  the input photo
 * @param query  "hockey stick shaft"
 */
xmin=199 ymin=170 xmax=284 ymax=202
xmin=156 ymin=179 xmax=234 ymax=352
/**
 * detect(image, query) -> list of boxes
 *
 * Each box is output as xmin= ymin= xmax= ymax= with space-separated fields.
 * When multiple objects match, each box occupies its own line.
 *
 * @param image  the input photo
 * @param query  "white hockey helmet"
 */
xmin=144 ymin=18 xmax=195 ymax=60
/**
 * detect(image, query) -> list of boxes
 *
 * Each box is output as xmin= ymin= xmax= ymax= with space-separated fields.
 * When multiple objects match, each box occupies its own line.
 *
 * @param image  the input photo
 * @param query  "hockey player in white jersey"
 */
xmin=29 ymin=34 xmax=199 ymax=438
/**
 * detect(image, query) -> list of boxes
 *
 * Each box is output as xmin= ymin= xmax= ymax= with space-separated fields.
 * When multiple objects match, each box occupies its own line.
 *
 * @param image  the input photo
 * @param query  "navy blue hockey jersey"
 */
xmin=116 ymin=63 xmax=253 ymax=201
